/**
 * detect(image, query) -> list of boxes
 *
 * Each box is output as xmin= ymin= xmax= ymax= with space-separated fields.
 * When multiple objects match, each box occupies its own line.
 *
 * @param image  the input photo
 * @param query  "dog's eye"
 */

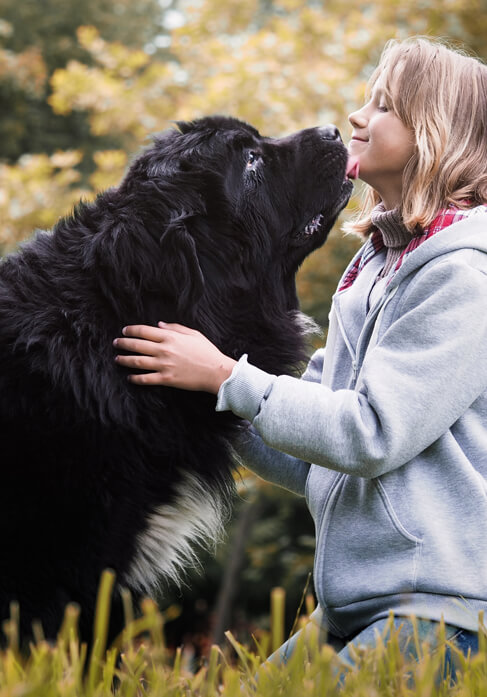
xmin=246 ymin=151 xmax=260 ymax=167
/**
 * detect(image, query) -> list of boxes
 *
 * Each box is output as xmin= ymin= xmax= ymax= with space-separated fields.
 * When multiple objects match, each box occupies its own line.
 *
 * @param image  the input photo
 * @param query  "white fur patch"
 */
xmin=123 ymin=473 xmax=230 ymax=593
xmin=290 ymin=310 xmax=323 ymax=338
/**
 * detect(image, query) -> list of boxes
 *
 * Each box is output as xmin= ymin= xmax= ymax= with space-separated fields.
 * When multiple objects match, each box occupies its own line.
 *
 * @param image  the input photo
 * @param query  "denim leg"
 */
xmin=444 ymin=626 xmax=479 ymax=682
xmin=262 ymin=609 xmax=478 ymax=686
xmin=265 ymin=608 xmax=337 ymax=666
xmin=267 ymin=607 xmax=345 ymax=664
xmin=338 ymin=616 xmax=478 ymax=662
xmin=337 ymin=616 xmax=479 ymax=684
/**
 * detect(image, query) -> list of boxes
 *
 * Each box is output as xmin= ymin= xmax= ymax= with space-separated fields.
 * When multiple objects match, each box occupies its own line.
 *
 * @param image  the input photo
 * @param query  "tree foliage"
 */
xmin=0 ymin=0 xmax=169 ymax=162
xmin=1 ymin=0 xmax=484 ymax=313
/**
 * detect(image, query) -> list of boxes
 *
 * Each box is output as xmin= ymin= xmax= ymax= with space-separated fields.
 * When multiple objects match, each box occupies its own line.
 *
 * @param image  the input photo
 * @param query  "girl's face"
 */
xmin=348 ymin=76 xmax=415 ymax=210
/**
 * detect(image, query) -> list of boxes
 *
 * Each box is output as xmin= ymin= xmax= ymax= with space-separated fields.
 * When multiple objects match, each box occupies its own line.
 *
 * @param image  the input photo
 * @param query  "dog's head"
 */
xmin=114 ymin=116 xmax=352 ymax=367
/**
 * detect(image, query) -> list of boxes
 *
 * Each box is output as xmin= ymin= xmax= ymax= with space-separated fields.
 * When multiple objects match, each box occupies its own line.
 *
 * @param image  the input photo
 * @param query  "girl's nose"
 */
xmin=348 ymin=107 xmax=367 ymax=129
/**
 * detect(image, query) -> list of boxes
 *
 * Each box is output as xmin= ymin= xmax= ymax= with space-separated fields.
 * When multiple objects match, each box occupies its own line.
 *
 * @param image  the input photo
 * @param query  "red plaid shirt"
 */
xmin=338 ymin=204 xmax=487 ymax=292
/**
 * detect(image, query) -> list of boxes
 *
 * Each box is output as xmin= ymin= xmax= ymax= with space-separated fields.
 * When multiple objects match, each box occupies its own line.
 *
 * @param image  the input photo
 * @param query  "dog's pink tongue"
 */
xmin=346 ymin=155 xmax=360 ymax=180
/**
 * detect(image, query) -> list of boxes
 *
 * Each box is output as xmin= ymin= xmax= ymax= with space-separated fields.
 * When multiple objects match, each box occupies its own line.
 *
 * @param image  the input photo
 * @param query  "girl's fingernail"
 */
xmin=113 ymin=339 xmax=118 ymax=346
xmin=122 ymin=327 xmax=127 ymax=335
xmin=158 ymin=321 xmax=166 ymax=327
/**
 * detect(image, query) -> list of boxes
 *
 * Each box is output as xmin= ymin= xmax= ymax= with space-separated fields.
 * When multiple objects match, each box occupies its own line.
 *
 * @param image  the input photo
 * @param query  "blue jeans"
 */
xmin=265 ymin=608 xmax=479 ymax=683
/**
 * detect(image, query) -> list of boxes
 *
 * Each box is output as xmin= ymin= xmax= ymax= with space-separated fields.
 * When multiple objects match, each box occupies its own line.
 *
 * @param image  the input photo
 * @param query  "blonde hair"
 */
xmin=346 ymin=37 xmax=487 ymax=238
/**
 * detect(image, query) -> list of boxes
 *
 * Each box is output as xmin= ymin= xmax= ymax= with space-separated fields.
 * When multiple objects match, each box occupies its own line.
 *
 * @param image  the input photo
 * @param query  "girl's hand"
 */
xmin=113 ymin=322 xmax=237 ymax=394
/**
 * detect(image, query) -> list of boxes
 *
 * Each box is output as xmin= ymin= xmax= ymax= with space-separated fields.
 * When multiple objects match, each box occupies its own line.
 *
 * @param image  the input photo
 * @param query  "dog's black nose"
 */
xmin=320 ymin=125 xmax=342 ymax=141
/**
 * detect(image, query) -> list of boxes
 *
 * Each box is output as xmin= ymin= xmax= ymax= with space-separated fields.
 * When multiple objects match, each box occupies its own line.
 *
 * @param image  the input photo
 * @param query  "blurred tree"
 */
xmin=0 ymin=0 xmax=171 ymax=163
xmin=6 ymin=0 xmax=483 ymax=310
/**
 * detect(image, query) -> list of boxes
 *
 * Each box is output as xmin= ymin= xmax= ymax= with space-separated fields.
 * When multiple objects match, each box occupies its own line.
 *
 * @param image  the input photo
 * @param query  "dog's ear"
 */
xmin=159 ymin=216 xmax=205 ymax=310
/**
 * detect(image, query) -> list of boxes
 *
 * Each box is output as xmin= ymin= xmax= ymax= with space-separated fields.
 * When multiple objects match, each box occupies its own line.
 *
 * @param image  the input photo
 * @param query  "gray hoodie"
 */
xmin=216 ymin=210 xmax=487 ymax=637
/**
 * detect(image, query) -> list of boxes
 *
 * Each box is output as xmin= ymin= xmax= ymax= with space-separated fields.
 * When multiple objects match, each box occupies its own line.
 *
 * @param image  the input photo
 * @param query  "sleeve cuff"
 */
xmin=215 ymin=354 xmax=276 ymax=421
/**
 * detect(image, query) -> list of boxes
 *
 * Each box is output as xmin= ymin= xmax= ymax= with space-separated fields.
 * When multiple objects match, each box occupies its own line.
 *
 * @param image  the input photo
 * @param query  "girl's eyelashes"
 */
xmin=378 ymin=104 xmax=389 ymax=112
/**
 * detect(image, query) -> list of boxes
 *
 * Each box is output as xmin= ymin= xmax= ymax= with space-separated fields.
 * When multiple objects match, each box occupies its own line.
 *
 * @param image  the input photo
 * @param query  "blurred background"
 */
xmin=0 ymin=0 xmax=485 ymax=664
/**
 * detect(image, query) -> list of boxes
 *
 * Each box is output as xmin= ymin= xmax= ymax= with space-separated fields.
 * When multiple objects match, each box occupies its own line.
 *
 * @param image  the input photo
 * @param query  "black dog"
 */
xmin=0 ymin=116 xmax=352 ymax=645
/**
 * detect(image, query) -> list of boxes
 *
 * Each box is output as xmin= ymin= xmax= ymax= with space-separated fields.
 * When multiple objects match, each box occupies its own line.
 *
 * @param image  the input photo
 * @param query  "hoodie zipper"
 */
xmin=333 ymin=303 xmax=358 ymax=370
xmin=351 ymin=285 xmax=399 ymax=389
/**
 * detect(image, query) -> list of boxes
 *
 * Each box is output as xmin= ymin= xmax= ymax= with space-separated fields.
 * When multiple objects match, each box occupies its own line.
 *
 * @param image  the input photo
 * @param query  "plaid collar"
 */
xmin=338 ymin=204 xmax=487 ymax=292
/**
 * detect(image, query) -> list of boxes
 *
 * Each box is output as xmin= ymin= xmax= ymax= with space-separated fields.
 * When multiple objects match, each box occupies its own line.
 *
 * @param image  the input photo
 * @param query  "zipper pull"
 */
xmin=352 ymin=360 xmax=358 ymax=382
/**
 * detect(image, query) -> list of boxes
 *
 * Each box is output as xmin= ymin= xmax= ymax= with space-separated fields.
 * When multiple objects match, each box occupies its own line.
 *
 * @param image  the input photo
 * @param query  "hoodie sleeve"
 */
xmin=217 ymin=256 xmax=487 ymax=478
xmin=231 ymin=426 xmax=310 ymax=496
xmin=222 ymin=349 xmax=325 ymax=495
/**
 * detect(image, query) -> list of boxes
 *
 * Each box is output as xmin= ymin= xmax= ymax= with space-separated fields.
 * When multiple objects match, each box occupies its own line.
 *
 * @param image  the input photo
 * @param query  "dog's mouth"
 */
xmin=292 ymin=213 xmax=325 ymax=244
xmin=292 ymin=210 xmax=330 ymax=245
xmin=303 ymin=213 xmax=324 ymax=236
xmin=294 ymin=179 xmax=353 ymax=243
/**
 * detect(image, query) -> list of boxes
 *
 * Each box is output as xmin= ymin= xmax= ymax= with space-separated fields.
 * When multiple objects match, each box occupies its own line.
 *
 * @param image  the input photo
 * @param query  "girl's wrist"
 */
xmin=213 ymin=356 xmax=237 ymax=394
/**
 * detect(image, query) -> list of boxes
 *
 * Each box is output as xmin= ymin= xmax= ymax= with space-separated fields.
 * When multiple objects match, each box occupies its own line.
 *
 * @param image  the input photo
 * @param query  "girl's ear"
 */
xmin=159 ymin=217 xmax=205 ymax=311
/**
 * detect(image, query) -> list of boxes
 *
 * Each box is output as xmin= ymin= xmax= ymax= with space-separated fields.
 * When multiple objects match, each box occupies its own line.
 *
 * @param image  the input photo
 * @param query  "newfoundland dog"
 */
xmin=0 ymin=116 xmax=352 ymax=645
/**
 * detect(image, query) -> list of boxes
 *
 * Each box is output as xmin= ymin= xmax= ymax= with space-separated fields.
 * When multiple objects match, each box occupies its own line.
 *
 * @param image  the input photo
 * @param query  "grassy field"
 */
xmin=1 ymin=571 xmax=486 ymax=696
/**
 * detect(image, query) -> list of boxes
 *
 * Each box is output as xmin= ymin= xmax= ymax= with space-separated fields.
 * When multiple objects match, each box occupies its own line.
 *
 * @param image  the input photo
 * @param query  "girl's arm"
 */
xmin=215 ymin=260 xmax=487 ymax=478
xmin=116 ymin=258 xmax=487 ymax=479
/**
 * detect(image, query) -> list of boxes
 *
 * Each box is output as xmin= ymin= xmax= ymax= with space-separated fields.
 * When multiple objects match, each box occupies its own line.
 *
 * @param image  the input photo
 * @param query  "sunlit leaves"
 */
xmin=0 ymin=151 xmax=87 ymax=250
xmin=0 ymin=43 xmax=47 ymax=95
xmin=2 ymin=0 xmax=485 ymax=317
xmin=89 ymin=149 xmax=128 ymax=192
xmin=49 ymin=27 xmax=185 ymax=138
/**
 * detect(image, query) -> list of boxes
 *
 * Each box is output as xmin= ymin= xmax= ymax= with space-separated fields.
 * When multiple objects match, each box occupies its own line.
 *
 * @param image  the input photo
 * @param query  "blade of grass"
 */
xmin=88 ymin=568 xmax=116 ymax=692
xmin=270 ymin=587 xmax=285 ymax=654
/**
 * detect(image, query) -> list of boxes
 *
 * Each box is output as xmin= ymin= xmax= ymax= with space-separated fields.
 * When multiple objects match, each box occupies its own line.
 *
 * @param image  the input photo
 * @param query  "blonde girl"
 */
xmin=114 ymin=38 xmax=487 ymax=670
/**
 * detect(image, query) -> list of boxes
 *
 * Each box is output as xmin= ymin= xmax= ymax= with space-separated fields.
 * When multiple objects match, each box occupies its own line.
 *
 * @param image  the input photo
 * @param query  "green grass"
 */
xmin=1 ymin=570 xmax=487 ymax=696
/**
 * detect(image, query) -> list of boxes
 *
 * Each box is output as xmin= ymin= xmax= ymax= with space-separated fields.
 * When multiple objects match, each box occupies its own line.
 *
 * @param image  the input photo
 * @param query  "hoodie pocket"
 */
xmin=317 ymin=476 xmax=422 ymax=609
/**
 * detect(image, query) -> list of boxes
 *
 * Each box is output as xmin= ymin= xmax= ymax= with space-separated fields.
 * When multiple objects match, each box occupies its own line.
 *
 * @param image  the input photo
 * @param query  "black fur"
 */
xmin=0 ymin=116 xmax=352 ymax=645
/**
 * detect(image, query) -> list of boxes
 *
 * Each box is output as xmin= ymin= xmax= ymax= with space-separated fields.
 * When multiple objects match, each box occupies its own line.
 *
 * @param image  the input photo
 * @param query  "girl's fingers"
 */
xmin=115 ymin=354 xmax=162 ymax=370
xmin=121 ymin=324 xmax=168 ymax=341
xmin=157 ymin=322 xmax=199 ymax=336
xmin=120 ymin=323 xmax=199 ymax=341
xmin=114 ymin=337 xmax=162 ymax=355
xmin=127 ymin=372 xmax=171 ymax=386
